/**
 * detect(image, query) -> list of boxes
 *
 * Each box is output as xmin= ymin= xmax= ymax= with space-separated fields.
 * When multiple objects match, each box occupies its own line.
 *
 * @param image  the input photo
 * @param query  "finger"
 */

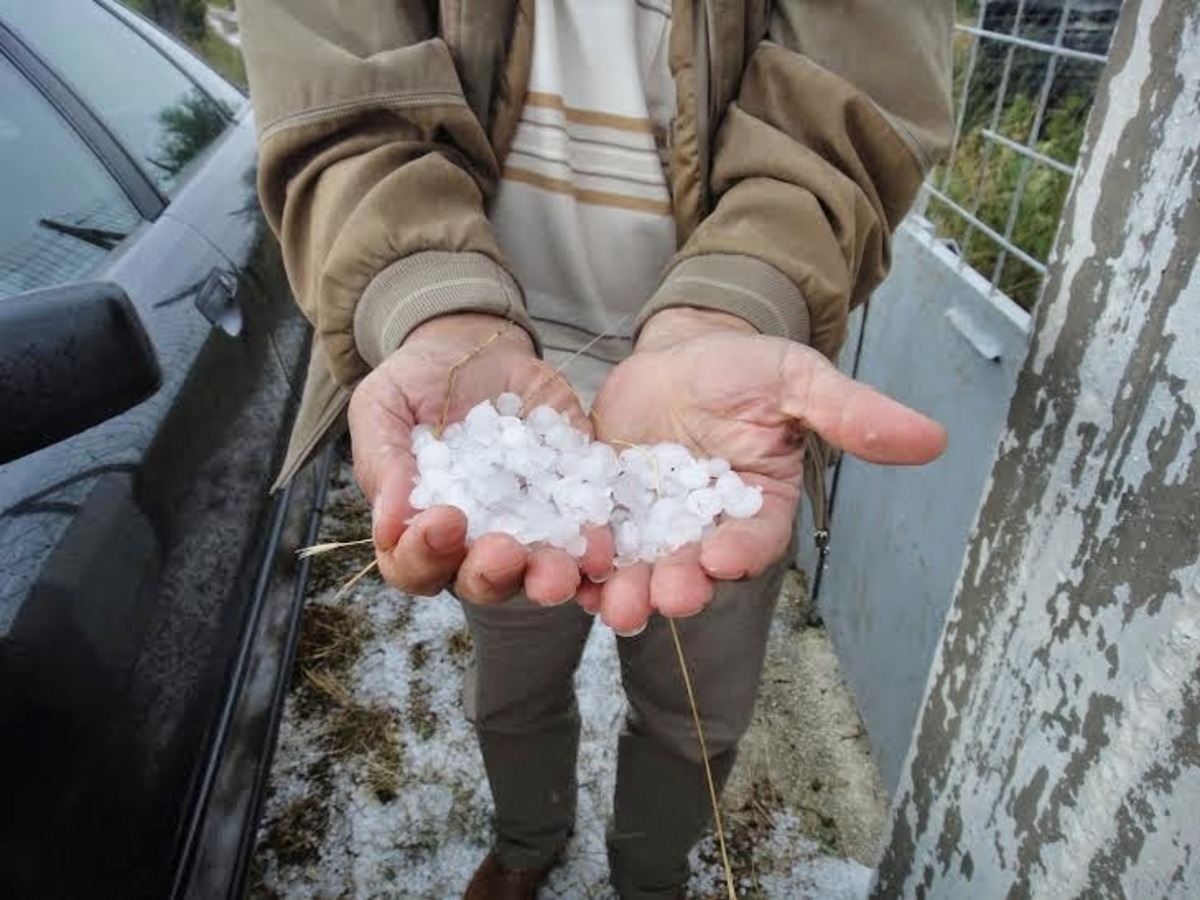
xmin=525 ymin=547 xmax=582 ymax=606
xmin=376 ymin=506 xmax=468 ymax=596
xmin=580 ymin=525 xmax=615 ymax=584
xmin=453 ymin=532 xmax=529 ymax=605
xmin=699 ymin=483 xmax=797 ymax=581
xmin=600 ymin=563 xmax=653 ymax=636
xmin=576 ymin=580 xmax=603 ymax=616
xmin=349 ymin=393 xmax=421 ymax=553
xmin=650 ymin=543 xmax=713 ymax=618
xmin=371 ymin=462 xmax=419 ymax=551
xmin=781 ymin=344 xmax=948 ymax=465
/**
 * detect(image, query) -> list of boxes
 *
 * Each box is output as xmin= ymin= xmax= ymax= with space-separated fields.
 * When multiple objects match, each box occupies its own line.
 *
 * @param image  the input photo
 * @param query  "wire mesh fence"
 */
xmin=917 ymin=0 xmax=1122 ymax=311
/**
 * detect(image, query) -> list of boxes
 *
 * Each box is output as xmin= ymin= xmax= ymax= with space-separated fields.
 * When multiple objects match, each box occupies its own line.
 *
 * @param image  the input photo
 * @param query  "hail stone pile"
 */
xmin=410 ymin=395 xmax=763 ymax=565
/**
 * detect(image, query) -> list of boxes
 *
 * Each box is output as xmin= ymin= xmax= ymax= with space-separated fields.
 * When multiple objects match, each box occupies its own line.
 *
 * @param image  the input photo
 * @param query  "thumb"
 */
xmin=348 ymin=387 xmax=418 ymax=551
xmin=779 ymin=343 xmax=947 ymax=465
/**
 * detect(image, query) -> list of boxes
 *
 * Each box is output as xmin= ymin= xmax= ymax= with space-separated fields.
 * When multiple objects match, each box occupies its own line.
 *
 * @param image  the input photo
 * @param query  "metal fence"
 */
xmin=916 ymin=0 xmax=1121 ymax=310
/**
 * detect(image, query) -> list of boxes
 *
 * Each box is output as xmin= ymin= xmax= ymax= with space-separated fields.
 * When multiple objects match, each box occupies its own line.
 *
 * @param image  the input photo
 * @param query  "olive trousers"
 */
xmin=459 ymin=559 xmax=786 ymax=899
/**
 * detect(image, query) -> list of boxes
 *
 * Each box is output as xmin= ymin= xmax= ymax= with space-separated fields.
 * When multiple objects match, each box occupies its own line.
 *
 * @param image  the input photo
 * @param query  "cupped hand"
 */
xmin=584 ymin=308 xmax=948 ymax=635
xmin=348 ymin=313 xmax=613 ymax=605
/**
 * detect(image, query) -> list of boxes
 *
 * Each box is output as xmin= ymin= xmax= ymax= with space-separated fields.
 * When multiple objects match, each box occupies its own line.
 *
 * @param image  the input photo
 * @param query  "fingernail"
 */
xmin=372 ymin=496 xmax=383 ymax=536
xmin=586 ymin=570 xmax=612 ymax=584
xmin=614 ymin=621 xmax=648 ymax=638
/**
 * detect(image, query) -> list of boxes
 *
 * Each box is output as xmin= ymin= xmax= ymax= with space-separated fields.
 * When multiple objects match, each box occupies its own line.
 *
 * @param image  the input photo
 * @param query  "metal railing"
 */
xmin=916 ymin=0 xmax=1120 ymax=310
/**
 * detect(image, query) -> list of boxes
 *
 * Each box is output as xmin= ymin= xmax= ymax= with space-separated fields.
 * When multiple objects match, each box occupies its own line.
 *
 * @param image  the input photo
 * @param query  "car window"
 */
xmin=0 ymin=0 xmax=229 ymax=196
xmin=0 ymin=54 xmax=141 ymax=299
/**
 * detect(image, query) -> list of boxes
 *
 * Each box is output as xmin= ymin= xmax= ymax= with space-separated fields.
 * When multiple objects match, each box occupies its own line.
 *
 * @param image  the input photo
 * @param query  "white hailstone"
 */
xmin=495 ymin=392 xmax=523 ymax=417
xmin=614 ymin=518 xmax=641 ymax=557
xmin=704 ymin=457 xmax=731 ymax=477
xmin=545 ymin=421 xmax=585 ymax=452
xmin=686 ymin=487 xmax=724 ymax=520
xmin=652 ymin=442 xmax=692 ymax=470
xmin=723 ymin=486 xmax=764 ymax=519
xmin=409 ymin=398 xmax=765 ymax=563
xmin=498 ymin=416 xmax=527 ymax=447
xmin=464 ymin=400 xmax=501 ymax=438
xmin=676 ymin=460 xmax=711 ymax=491
xmin=526 ymin=404 xmax=562 ymax=434
xmin=416 ymin=440 xmax=452 ymax=472
xmin=411 ymin=424 xmax=437 ymax=453
xmin=618 ymin=448 xmax=656 ymax=481
xmin=714 ymin=470 xmax=764 ymax=519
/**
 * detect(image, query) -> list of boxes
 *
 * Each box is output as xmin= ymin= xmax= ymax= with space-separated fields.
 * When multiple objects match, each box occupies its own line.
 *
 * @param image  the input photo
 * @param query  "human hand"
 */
xmin=349 ymin=313 xmax=613 ymax=605
xmin=585 ymin=307 xmax=948 ymax=634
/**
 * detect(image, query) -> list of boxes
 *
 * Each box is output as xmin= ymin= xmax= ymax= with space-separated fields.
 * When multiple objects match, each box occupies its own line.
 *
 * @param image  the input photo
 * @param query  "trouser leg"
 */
xmin=460 ymin=595 xmax=594 ymax=870
xmin=608 ymin=560 xmax=787 ymax=898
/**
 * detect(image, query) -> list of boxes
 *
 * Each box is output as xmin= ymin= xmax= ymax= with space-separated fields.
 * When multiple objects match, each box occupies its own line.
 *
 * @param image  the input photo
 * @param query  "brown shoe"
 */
xmin=463 ymin=849 xmax=559 ymax=900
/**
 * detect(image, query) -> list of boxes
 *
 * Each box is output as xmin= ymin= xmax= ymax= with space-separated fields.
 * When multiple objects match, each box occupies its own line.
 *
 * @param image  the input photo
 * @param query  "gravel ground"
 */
xmin=249 ymin=461 xmax=885 ymax=899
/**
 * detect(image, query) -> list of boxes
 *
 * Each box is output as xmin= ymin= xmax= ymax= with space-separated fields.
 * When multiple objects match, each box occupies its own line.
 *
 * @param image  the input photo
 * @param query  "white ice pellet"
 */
xmin=676 ymin=461 xmax=711 ymax=490
xmin=704 ymin=457 xmax=731 ymax=477
xmin=686 ymin=487 xmax=724 ymax=519
xmin=723 ymin=484 xmax=764 ymax=519
xmin=526 ymin=405 xmax=562 ymax=433
xmin=495 ymin=392 xmax=523 ymax=417
xmin=545 ymin=422 xmax=585 ymax=452
xmin=410 ymin=398 xmax=764 ymax=562
xmin=614 ymin=519 xmax=641 ymax=556
xmin=416 ymin=441 xmax=452 ymax=471
xmin=411 ymin=424 xmax=436 ymax=453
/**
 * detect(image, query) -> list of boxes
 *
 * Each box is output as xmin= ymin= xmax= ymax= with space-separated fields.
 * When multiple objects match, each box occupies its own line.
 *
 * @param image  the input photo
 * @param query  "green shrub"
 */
xmin=929 ymin=93 xmax=1089 ymax=310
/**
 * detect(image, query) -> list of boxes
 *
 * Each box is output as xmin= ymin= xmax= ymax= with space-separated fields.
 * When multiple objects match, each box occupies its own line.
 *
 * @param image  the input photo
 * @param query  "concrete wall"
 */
xmin=875 ymin=0 xmax=1200 ymax=895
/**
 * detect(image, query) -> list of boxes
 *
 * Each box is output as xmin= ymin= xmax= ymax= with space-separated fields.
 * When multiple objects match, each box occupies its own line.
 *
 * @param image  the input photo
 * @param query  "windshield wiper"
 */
xmin=38 ymin=218 xmax=127 ymax=251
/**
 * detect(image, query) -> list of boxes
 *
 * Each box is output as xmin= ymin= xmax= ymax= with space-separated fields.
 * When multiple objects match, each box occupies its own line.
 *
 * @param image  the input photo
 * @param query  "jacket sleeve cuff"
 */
xmin=636 ymin=254 xmax=811 ymax=345
xmin=354 ymin=251 xmax=541 ymax=367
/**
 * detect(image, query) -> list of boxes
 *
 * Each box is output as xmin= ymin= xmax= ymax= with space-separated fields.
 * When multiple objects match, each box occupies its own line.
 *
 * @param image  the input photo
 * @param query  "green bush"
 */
xmin=929 ymin=91 xmax=1089 ymax=310
xmin=179 ymin=0 xmax=206 ymax=41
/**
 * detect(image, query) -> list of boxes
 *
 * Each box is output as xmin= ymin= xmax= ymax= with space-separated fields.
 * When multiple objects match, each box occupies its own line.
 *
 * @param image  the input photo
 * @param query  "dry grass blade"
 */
xmin=668 ymin=618 xmax=737 ymax=900
xmin=438 ymin=321 xmax=513 ymax=437
xmin=304 ymin=668 xmax=353 ymax=707
xmin=334 ymin=557 xmax=380 ymax=600
xmin=298 ymin=538 xmax=375 ymax=559
xmin=519 ymin=312 xmax=632 ymax=420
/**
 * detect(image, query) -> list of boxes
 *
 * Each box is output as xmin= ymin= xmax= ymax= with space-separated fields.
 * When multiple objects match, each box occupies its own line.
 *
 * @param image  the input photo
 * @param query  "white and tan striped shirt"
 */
xmin=489 ymin=0 xmax=676 ymax=399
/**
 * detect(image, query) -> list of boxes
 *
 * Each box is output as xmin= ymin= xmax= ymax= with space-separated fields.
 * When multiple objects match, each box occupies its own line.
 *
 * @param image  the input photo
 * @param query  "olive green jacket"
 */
xmin=237 ymin=0 xmax=954 ymax=487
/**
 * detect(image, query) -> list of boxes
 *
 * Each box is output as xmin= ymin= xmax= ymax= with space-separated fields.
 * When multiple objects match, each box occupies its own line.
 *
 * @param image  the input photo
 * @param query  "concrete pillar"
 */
xmin=875 ymin=1 xmax=1200 ymax=896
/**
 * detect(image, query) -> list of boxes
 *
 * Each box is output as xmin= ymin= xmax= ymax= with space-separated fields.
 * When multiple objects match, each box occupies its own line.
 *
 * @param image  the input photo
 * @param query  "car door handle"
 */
xmin=195 ymin=267 xmax=243 ymax=338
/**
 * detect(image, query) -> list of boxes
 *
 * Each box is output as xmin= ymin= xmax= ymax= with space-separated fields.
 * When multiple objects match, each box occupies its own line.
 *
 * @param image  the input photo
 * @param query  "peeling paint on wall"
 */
xmin=875 ymin=1 xmax=1200 ymax=896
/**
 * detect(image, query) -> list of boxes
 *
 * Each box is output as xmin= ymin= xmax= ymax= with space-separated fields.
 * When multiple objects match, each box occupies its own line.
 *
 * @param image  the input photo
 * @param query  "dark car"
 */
xmin=0 ymin=2 xmax=327 ymax=896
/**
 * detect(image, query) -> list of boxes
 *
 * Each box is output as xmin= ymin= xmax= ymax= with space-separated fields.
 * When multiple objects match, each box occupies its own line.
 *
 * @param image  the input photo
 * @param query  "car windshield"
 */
xmin=0 ymin=54 xmax=139 ymax=298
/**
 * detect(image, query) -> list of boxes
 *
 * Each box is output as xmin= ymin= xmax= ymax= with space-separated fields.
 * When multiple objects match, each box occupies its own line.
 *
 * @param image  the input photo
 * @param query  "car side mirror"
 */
xmin=0 ymin=282 xmax=161 ymax=464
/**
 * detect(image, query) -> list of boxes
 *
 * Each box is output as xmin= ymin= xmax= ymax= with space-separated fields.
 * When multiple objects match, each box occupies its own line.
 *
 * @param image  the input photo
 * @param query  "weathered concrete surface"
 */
xmin=875 ymin=1 xmax=1200 ymax=896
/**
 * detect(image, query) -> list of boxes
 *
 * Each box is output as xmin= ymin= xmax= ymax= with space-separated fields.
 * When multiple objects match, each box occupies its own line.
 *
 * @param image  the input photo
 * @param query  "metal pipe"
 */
xmin=954 ymin=24 xmax=1109 ymax=64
